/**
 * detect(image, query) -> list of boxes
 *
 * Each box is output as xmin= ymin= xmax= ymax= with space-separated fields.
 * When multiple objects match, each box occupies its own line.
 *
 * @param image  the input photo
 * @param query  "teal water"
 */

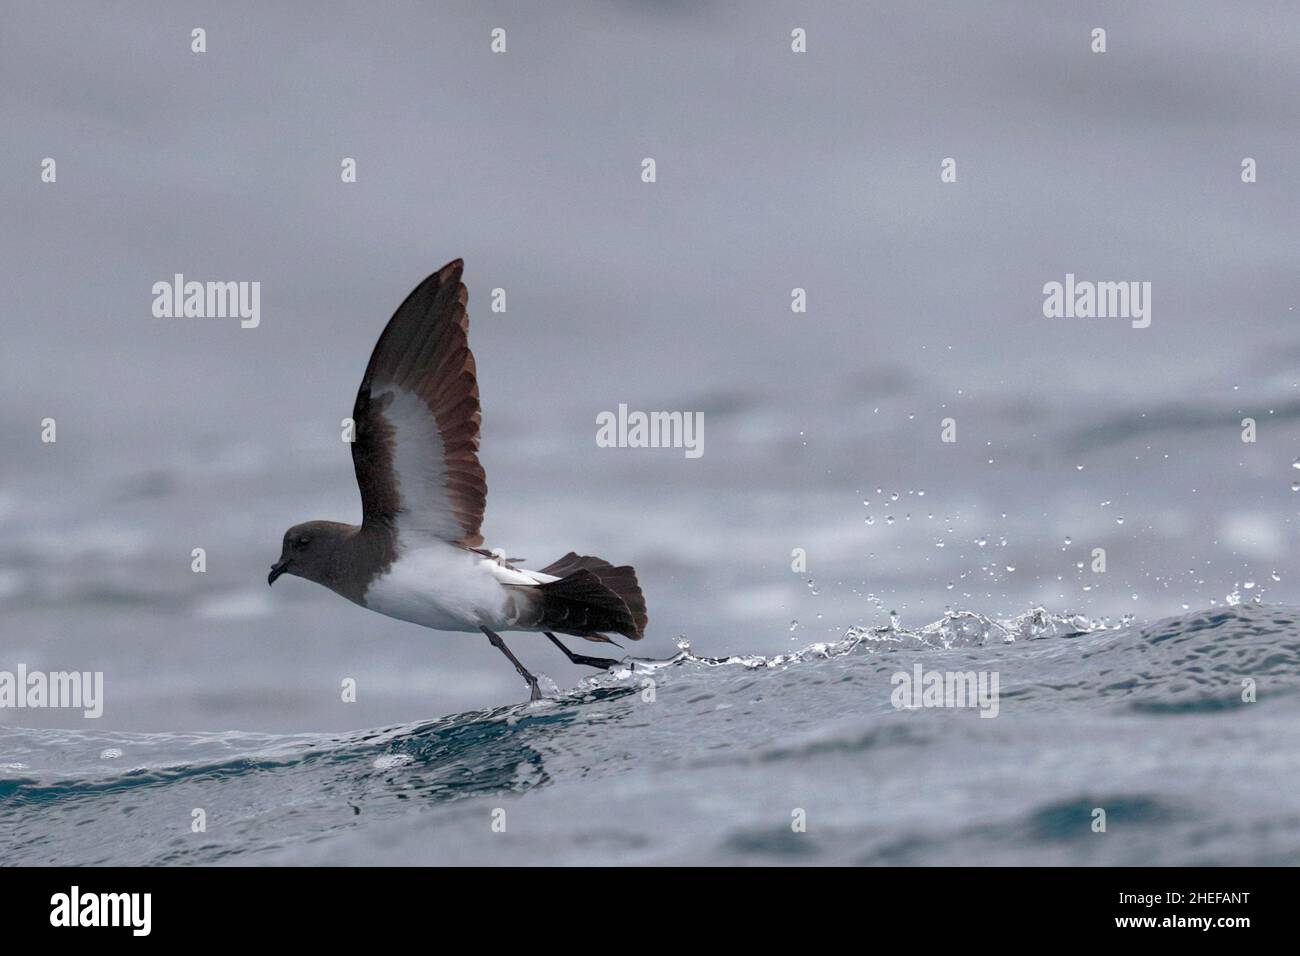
xmin=3 ymin=604 xmax=1298 ymax=865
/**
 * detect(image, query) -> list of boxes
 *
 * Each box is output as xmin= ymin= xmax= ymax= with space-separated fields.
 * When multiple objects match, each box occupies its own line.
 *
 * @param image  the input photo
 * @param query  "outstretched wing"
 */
xmin=350 ymin=259 xmax=486 ymax=547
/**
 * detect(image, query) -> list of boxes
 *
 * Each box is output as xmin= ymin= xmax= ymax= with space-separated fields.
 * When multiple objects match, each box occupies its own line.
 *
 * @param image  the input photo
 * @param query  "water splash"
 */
xmin=590 ymin=606 xmax=1106 ymax=679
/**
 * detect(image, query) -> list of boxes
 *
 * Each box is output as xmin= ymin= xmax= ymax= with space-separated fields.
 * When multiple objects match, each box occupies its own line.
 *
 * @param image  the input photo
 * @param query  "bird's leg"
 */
xmin=545 ymin=632 xmax=621 ymax=671
xmin=481 ymin=626 xmax=542 ymax=701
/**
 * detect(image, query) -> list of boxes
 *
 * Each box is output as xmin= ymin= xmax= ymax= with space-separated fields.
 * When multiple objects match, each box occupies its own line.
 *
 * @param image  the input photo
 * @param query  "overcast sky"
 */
xmin=4 ymin=1 xmax=1297 ymax=454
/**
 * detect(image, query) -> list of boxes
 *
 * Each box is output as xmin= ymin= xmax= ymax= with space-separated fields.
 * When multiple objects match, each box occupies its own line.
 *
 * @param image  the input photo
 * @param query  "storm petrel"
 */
xmin=268 ymin=259 xmax=647 ymax=700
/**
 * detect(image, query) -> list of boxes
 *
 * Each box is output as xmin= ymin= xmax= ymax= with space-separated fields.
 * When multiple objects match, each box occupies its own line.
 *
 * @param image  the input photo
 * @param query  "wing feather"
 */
xmin=350 ymin=259 xmax=487 ymax=546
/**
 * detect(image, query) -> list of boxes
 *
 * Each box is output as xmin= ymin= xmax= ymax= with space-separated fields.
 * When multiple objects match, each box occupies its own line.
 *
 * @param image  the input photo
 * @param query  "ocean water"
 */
xmin=3 ymin=603 xmax=1298 ymax=865
xmin=3 ymin=344 xmax=1295 ymax=867
xmin=2 ymin=0 xmax=1298 ymax=867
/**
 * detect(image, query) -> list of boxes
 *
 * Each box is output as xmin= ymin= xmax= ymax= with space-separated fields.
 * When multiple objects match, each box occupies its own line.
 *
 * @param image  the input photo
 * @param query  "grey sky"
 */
xmin=4 ymin=2 xmax=1297 ymax=445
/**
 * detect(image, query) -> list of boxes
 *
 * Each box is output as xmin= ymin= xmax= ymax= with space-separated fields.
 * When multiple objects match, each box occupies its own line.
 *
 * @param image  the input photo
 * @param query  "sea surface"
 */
xmin=2 ymin=351 xmax=1297 ymax=865
xmin=2 ymin=0 xmax=1299 ymax=868
xmin=3 ymin=603 xmax=1298 ymax=865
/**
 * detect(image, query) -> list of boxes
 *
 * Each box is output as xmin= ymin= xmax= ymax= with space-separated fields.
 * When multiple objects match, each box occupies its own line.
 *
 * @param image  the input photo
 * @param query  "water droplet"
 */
xmin=789 ymin=620 xmax=799 ymax=632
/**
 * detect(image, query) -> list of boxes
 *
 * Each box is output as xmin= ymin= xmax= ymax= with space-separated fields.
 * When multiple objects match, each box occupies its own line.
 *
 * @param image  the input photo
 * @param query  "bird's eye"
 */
xmin=296 ymin=536 xmax=311 ymax=548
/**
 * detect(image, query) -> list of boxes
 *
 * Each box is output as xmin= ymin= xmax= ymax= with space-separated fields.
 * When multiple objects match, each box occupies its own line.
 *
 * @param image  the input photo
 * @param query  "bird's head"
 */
xmin=269 ymin=520 xmax=352 ymax=587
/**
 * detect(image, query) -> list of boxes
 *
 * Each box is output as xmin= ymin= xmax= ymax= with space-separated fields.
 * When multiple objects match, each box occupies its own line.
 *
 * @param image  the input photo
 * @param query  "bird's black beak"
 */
xmin=268 ymin=561 xmax=288 ymax=586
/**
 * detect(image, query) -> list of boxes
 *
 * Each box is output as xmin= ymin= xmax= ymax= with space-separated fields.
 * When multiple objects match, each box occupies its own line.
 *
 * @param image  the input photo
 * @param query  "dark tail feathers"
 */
xmin=534 ymin=552 xmax=647 ymax=643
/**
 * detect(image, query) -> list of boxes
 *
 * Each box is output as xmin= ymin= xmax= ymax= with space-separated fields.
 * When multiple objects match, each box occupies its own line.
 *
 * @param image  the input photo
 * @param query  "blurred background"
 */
xmin=2 ymin=1 xmax=1296 ymax=731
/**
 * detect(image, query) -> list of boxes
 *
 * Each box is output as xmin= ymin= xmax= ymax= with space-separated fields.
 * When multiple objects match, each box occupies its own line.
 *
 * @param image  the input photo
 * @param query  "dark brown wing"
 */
xmin=350 ymin=259 xmax=486 ymax=546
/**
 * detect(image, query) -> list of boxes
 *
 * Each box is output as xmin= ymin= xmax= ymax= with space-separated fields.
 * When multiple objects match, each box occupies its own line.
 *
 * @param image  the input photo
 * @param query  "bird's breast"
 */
xmin=362 ymin=545 xmax=507 ymax=633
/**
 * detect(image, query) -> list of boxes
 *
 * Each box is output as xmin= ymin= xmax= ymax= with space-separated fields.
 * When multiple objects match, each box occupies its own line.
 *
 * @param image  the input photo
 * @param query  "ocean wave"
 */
xmin=2 ymin=603 xmax=1298 ymax=865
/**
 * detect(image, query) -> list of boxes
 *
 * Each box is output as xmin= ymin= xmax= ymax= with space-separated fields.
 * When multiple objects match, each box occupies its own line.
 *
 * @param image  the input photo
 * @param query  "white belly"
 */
xmin=363 ymin=544 xmax=513 ymax=633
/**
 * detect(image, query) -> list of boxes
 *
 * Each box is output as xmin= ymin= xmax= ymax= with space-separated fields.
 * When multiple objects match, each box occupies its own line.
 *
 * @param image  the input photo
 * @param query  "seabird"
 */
xmin=268 ymin=259 xmax=647 ymax=701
